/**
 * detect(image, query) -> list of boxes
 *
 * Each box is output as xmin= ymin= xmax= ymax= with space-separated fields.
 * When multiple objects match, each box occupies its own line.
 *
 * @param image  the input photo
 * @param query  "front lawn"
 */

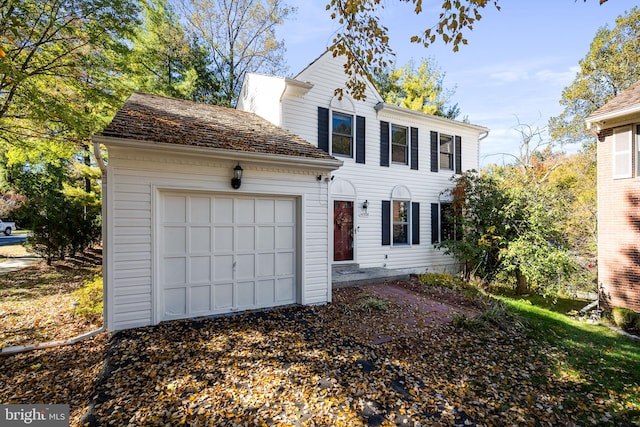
xmin=0 ymin=265 xmax=638 ymax=426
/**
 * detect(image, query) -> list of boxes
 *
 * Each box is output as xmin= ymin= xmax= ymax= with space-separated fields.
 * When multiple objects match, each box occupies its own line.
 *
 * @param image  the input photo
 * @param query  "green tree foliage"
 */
xmin=127 ymin=0 xmax=220 ymax=102
xmin=549 ymin=6 xmax=640 ymax=145
xmin=178 ymin=0 xmax=294 ymax=106
xmin=374 ymin=58 xmax=460 ymax=119
xmin=0 ymin=0 xmax=139 ymax=145
xmin=327 ymin=0 xmax=609 ymax=100
xmin=440 ymin=169 xmax=576 ymax=295
xmin=7 ymin=148 xmax=101 ymax=264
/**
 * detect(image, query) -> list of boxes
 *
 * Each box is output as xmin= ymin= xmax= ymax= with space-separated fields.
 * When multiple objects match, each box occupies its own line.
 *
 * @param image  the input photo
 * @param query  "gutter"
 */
xmin=0 ymin=142 xmax=110 ymax=356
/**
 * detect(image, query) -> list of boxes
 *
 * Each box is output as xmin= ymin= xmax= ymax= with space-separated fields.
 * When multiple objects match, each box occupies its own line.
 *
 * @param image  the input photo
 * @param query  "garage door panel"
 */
xmin=165 ymin=227 xmax=186 ymax=253
xmin=236 ymin=281 xmax=255 ymax=308
xmin=257 ymin=279 xmax=275 ymax=304
xmin=277 ymin=226 xmax=294 ymax=250
xmin=165 ymin=288 xmax=186 ymax=315
xmin=214 ymin=283 xmax=233 ymax=309
xmin=276 ymin=200 xmax=294 ymax=223
xmin=190 ymin=286 xmax=211 ymax=312
xmin=214 ymin=255 xmax=234 ymax=281
xmin=258 ymin=253 xmax=275 ymax=276
xmin=236 ymin=199 xmax=255 ymax=223
xmin=276 ymin=278 xmax=294 ymax=301
xmin=256 ymin=199 xmax=275 ymax=223
xmin=214 ymin=227 xmax=234 ymax=251
xmin=214 ymin=198 xmax=233 ymax=223
xmin=237 ymin=227 xmax=255 ymax=251
xmin=190 ymin=197 xmax=211 ymax=223
xmin=164 ymin=196 xmax=187 ymax=222
xmin=277 ymin=252 xmax=295 ymax=275
xmin=190 ymin=227 xmax=211 ymax=252
xmin=190 ymin=256 xmax=211 ymax=282
xmin=257 ymin=227 xmax=275 ymax=250
xmin=160 ymin=193 xmax=296 ymax=322
xmin=165 ymin=257 xmax=186 ymax=285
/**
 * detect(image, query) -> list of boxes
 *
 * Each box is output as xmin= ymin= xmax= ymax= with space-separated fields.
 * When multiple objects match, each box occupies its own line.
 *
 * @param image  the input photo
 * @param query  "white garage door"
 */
xmin=159 ymin=192 xmax=296 ymax=321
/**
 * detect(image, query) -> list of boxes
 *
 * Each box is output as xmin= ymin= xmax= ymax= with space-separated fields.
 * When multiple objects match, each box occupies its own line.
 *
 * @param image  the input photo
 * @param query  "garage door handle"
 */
xmin=233 ymin=261 xmax=237 ymax=269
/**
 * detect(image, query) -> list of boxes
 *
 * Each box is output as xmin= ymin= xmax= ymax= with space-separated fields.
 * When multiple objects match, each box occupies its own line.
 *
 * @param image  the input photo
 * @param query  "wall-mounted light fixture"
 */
xmin=362 ymin=200 xmax=369 ymax=212
xmin=231 ymin=163 xmax=243 ymax=189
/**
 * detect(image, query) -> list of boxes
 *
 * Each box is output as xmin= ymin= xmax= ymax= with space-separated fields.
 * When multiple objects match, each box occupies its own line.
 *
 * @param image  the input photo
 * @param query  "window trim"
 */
xmin=391 ymin=124 xmax=409 ymax=165
xmin=439 ymin=133 xmax=454 ymax=171
xmin=613 ymin=125 xmax=633 ymax=180
xmin=392 ymin=199 xmax=411 ymax=246
xmin=331 ymin=111 xmax=354 ymax=158
xmin=636 ymin=124 xmax=640 ymax=179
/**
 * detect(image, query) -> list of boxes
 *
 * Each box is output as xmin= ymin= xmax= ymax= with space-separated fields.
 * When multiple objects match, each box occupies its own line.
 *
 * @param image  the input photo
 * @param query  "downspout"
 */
xmin=0 ymin=142 xmax=109 ymax=356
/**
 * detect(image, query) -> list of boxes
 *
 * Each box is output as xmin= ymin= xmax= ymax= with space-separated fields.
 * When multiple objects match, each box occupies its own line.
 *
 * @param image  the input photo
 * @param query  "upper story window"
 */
xmin=391 ymin=124 xmax=408 ymax=164
xmin=440 ymin=134 xmax=453 ymax=170
xmin=613 ymin=125 xmax=633 ymax=179
xmin=332 ymin=112 xmax=353 ymax=157
xmin=393 ymin=200 xmax=409 ymax=244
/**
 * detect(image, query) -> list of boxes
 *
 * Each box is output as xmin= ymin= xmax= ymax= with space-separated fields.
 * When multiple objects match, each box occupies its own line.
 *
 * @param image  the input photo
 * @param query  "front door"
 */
xmin=333 ymin=200 xmax=354 ymax=262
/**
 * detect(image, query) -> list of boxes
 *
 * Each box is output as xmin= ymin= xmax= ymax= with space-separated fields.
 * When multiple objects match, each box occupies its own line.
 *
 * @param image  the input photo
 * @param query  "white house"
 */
xmin=238 ymin=50 xmax=489 ymax=273
xmin=94 ymin=92 xmax=341 ymax=331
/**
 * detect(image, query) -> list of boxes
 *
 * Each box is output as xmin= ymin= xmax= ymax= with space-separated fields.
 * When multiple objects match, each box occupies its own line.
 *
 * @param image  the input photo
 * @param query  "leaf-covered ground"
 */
xmin=0 ymin=250 xmax=102 ymax=348
xmin=0 ymin=260 xmax=638 ymax=426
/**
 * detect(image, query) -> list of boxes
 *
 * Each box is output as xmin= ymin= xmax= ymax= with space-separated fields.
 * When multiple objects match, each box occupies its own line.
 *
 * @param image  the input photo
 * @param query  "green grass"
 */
xmin=501 ymin=296 xmax=640 ymax=423
xmin=515 ymin=294 xmax=591 ymax=314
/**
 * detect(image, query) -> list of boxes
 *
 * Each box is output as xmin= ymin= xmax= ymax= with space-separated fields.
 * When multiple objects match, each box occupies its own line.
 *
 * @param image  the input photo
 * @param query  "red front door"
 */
xmin=334 ymin=201 xmax=354 ymax=261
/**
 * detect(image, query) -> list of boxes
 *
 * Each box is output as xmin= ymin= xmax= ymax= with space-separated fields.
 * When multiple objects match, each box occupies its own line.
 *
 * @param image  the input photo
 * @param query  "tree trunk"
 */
xmin=515 ymin=267 xmax=528 ymax=295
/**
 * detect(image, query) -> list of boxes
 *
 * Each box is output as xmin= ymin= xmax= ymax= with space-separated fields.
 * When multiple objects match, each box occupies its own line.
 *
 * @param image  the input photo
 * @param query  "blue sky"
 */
xmin=276 ymin=1 xmax=634 ymax=166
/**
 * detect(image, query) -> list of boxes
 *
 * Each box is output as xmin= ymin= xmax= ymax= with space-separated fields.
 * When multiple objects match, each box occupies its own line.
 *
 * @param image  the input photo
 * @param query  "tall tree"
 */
xmin=127 ymin=0 xmax=220 ymax=102
xmin=0 ymin=0 xmax=139 ymax=146
xmin=178 ymin=0 xmax=294 ymax=106
xmin=549 ymin=6 xmax=640 ymax=145
xmin=327 ymin=0 xmax=609 ymax=100
xmin=374 ymin=58 xmax=460 ymax=119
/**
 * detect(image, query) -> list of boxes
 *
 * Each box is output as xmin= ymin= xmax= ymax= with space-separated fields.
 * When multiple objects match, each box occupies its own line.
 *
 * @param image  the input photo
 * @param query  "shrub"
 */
xmin=611 ymin=307 xmax=640 ymax=331
xmin=418 ymin=272 xmax=465 ymax=289
xmin=72 ymin=275 xmax=103 ymax=320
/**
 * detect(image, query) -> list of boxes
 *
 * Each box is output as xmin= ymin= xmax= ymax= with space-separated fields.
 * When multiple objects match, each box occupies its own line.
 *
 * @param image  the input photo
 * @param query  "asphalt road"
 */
xmin=0 ymin=234 xmax=27 ymax=246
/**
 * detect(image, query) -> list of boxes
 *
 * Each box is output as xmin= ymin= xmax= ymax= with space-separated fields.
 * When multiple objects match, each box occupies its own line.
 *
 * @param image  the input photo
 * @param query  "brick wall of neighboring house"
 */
xmin=597 ymin=127 xmax=640 ymax=313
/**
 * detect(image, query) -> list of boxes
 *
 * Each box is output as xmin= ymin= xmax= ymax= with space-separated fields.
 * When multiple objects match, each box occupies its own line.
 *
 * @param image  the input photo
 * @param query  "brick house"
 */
xmin=586 ymin=80 xmax=640 ymax=313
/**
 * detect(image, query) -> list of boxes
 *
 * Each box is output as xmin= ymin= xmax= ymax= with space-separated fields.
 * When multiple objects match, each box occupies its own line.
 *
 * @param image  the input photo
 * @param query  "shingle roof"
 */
xmin=102 ymin=92 xmax=336 ymax=161
xmin=587 ymin=80 xmax=640 ymax=120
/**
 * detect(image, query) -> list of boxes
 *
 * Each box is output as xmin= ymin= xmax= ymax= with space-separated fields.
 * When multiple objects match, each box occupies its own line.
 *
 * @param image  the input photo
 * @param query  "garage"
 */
xmin=159 ymin=192 xmax=297 ymax=321
xmin=95 ymin=92 xmax=341 ymax=331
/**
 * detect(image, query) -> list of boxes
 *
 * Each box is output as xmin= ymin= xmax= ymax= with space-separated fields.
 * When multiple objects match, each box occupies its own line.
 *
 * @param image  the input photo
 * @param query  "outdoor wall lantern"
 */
xmin=231 ymin=163 xmax=243 ymax=189
xmin=362 ymin=200 xmax=369 ymax=212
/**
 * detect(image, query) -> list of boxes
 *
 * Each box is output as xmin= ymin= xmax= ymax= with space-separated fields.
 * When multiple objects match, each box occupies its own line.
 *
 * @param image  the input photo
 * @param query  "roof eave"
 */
xmin=374 ymin=102 xmax=489 ymax=133
xmin=92 ymin=135 xmax=343 ymax=171
xmin=586 ymin=105 xmax=640 ymax=131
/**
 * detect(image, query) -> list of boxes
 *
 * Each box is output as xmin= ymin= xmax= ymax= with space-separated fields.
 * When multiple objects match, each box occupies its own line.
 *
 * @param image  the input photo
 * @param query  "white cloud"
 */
xmin=534 ymin=66 xmax=580 ymax=86
xmin=489 ymin=69 xmax=530 ymax=83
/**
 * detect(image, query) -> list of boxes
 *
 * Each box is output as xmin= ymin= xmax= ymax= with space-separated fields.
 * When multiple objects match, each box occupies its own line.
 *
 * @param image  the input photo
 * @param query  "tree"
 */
xmin=178 ymin=0 xmax=294 ymax=106
xmin=549 ymin=6 xmax=640 ymax=145
xmin=374 ymin=58 xmax=460 ymax=119
xmin=327 ymin=0 xmax=609 ymax=100
xmin=127 ymin=0 xmax=221 ymax=102
xmin=0 ymin=0 xmax=139 ymax=145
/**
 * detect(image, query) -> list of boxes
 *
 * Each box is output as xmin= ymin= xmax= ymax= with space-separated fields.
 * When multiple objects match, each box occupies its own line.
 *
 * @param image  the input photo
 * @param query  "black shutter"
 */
xmin=455 ymin=135 xmax=462 ymax=174
xmin=430 ymin=131 xmax=438 ymax=172
xmin=411 ymin=202 xmax=420 ymax=245
xmin=356 ymin=115 xmax=366 ymax=164
xmin=380 ymin=121 xmax=390 ymax=167
xmin=410 ymin=127 xmax=419 ymax=170
xmin=382 ymin=200 xmax=391 ymax=245
xmin=318 ymin=107 xmax=329 ymax=153
xmin=431 ymin=203 xmax=439 ymax=244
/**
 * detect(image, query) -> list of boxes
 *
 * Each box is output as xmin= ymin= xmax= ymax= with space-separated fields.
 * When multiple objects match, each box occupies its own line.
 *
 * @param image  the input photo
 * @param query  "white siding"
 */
xmin=237 ymin=73 xmax=286 ymax=126
xmin=240 ymin=51 xmax=488 ymax=273
xmin=105 ymin=146 xmax=332 ymax=331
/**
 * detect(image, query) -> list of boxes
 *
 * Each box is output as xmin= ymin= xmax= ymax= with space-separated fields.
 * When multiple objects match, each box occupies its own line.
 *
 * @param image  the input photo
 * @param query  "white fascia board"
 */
xmin=586 ymin=106 xmax=640 ymax=130
xmin=92 ymin=135 xmax=343 ymax=171
xmin=374 ymin=102 xmax=490 ymax=134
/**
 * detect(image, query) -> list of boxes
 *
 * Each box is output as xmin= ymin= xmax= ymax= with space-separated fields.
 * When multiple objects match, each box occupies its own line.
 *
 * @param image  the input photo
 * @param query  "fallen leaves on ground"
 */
xmin=0 ymin=251 xmax=102 ymax=348
xmin=1 ymin=278 xmax=638 ymax=426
